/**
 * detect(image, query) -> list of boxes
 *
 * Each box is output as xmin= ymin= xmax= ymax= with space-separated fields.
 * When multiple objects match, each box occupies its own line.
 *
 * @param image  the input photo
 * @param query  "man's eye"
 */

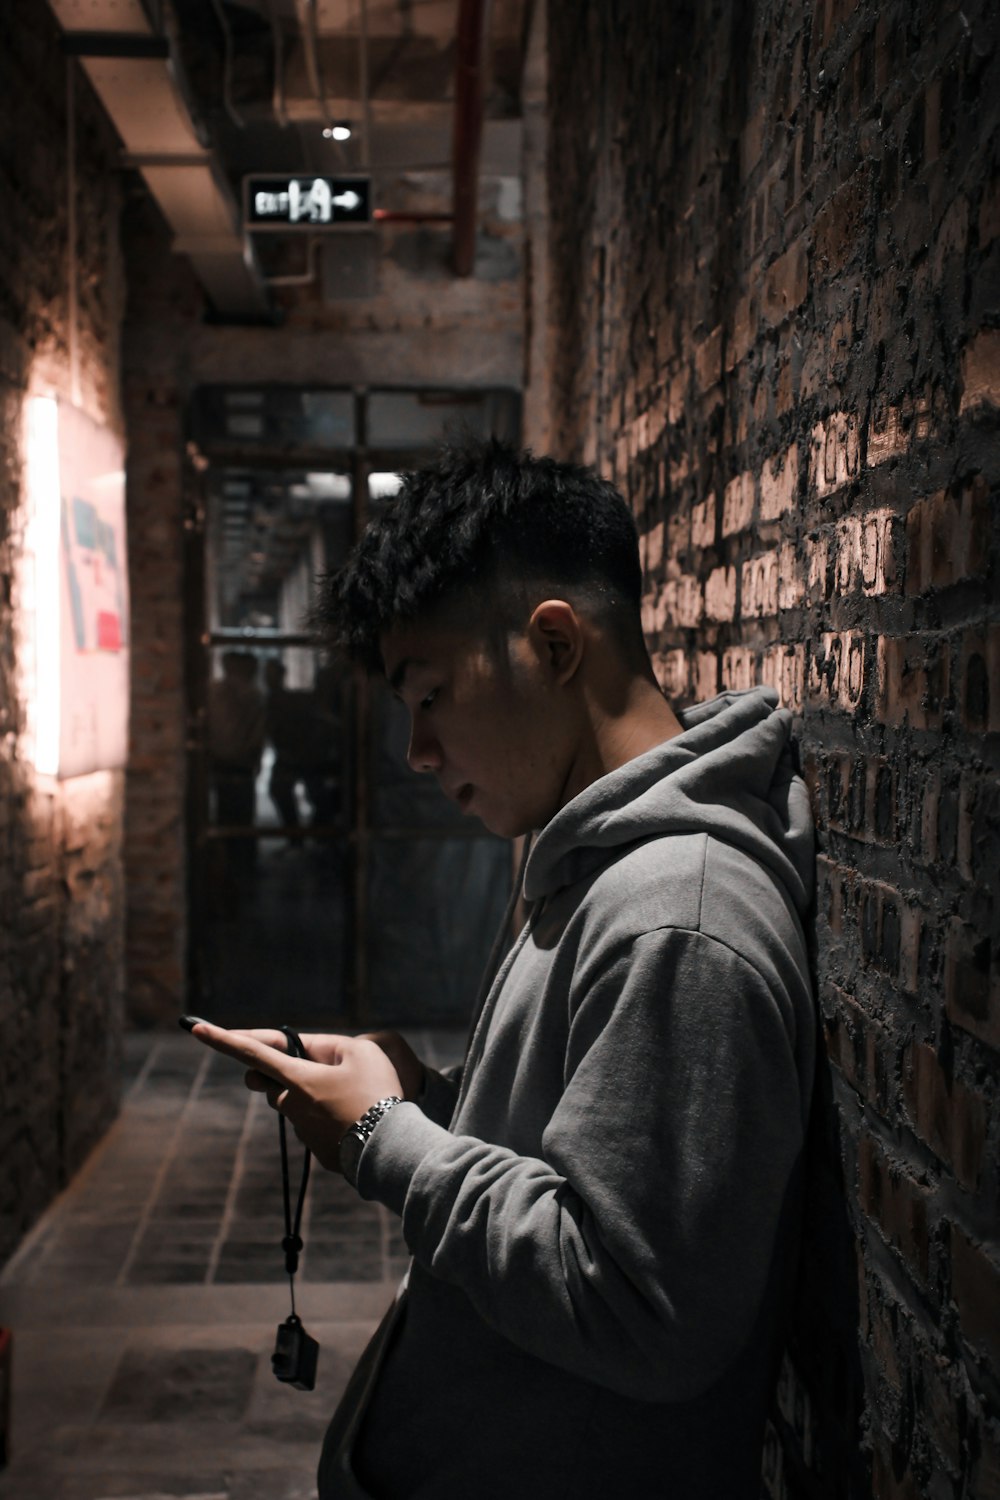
xmin=420 ymin=688 xmax=439 ymax=710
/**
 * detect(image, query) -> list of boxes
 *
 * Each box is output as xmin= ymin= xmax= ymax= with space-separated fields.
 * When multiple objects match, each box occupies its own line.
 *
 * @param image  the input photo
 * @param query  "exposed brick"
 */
xmin=945 ymin=918 xmax=999 ymax=1050
xmin=958 ymin=626 xmax=1000 ymax=734
xmin=743 ymin=550 xmax=779 ymax=617
xmin=640 ymin=520 xmax=664 ymax=573
xmin=547 ymin=6 xmax=1000 ymax=1494
xmin=980 ymin=175 xmax=1000 ymax=248
xmin=705 ymin=565 xmax=738 ymax=621
xmin=902 ymin=1041 xmax=987 ymax=1191
xmin=654 ymin=649 xmax=689 ymax=700
xmin=867 ymin=404 xmax=911 ymax=468
xmin=876 ymin=636 xmax=948 ymax=731
xmin=804 ymin=532 xmax=830 ymax=600
xmin=872 ymin=1446 xmax=920 ymax=1500
xmin=695 ymin=324 xmax=724 ymax=393
xmin=727 ymin=294 xmax=757 ymax=370
xmin=722 ymin=470 xmax=755 ymax=535
xmin=809 ymin=631 xmax=867 ymax=713
xmin=762 ymin=642 xmax=806 ymax=713
xmin=663 ymin=573 xmax=704 ymax=628
xmin=951 ymin=1229 xmax=1000 ymax=1368
xmin=693 ymin=650 xmax=718 ymax=703
xmin=759 ymin=444 xmax=799 ymax=521
xmin=691 ymin=495 xmax=716 ymax=548
xmin=0 ymin=0 xmax=125 ymax=1265
xmin=762 ymin=237 xmax=809 ymax=325
xmin=721 ymin=645 xmax=757 ymax=692
xmin=809 ymin=411 xmax=861 ymax=497
xmin=905 ymin=481 xmax=991 ymax=595
xmin=960 ymin=329 xmax=1000 ymax=413
xmin=776 ymin=543 xmax=804 ymax=610
xmin=860 ymin=1135 xmax=931 ymax=1287
xmin=970 ymin=1427 xmax=1000 ymax=1500
xmin=814 ymin=172 xmax=868 ymax=276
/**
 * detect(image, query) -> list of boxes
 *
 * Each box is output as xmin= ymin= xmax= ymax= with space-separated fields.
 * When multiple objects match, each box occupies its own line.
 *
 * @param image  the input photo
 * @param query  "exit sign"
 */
xmin=244 ymin=175 xmax=371 ymax=230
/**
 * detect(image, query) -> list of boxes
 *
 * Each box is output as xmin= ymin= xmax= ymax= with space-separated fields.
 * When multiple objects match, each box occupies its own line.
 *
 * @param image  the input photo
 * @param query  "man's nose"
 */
xmin=406 ymin=721 xmax=442 ymax=774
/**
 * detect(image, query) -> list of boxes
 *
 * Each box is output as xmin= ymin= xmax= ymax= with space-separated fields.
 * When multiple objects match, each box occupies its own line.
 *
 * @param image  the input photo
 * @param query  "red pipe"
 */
xmin=373 ymin=209 xmax=455 ymax=223
xmin=451 ymin=0 xmax=493 ymax=276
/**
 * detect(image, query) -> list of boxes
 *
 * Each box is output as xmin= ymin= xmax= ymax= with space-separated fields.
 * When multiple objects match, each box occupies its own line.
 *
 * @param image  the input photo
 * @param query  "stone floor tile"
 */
xmin=0 ymin=1027 xmax=466 ymax=1500
xmin=100 ymin=1347 xmax=258 ymax=1424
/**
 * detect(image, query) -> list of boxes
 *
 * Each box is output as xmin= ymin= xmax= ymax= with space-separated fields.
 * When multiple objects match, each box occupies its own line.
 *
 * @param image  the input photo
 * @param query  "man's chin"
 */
xmin=477 ymin=807 xmax=535 ymax=841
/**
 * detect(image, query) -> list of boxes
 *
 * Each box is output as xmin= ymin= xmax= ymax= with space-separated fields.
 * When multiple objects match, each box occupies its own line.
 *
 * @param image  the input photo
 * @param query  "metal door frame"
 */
xmin=182 ymin=383 xmax=518 ymax=1026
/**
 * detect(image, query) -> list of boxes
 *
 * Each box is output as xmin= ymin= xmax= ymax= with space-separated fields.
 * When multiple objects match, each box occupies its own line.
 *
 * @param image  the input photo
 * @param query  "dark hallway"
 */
xmin=1 ymin=2 xmax=998 ymax=1498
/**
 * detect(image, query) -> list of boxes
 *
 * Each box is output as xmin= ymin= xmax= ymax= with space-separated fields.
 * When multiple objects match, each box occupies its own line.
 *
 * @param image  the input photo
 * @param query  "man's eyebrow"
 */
xmin=388 ymin=656 xmax=427 ymax=693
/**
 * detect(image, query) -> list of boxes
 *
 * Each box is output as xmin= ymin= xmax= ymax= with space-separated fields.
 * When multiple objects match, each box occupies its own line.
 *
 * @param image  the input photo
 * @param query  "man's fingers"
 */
xmin=229 ymin=1028 xmax=295 ymax=1053
xmin=265 ymin=1083 xmax=289 ymax=1112
xmin=188 ymin=1020 xmax=306 ymax=1086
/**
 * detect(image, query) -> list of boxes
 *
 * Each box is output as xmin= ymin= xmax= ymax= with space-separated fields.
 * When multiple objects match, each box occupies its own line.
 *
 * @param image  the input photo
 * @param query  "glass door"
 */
xmin=184 ymin=386 xmax=519 ymax=1031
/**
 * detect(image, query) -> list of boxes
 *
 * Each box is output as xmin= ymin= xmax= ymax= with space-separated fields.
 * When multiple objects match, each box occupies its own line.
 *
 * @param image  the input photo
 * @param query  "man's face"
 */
xmin=381 ymin=613 xmax=576 ymax=838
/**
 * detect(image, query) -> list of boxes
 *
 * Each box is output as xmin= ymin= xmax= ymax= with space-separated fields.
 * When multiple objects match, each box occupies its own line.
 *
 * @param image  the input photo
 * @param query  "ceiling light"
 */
xmin=323 ymin=123 xmax=352 ymax=141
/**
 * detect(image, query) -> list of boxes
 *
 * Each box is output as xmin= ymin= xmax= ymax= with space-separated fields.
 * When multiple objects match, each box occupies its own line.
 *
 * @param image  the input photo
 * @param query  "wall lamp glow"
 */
xmin=323 ymin=122 xmax=352 ymax=141
xmin=22 ymin=395 xmax=130 ymax=780
xmin=25 ymin=396 xmax=61 ymax=776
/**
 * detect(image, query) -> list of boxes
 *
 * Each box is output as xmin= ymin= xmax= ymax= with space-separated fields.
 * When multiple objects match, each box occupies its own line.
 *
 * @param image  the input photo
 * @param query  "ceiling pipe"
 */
xmin=296 ymin=0 xmax=332 ymax=129
xmin=451 ymin=0 xmax=493 ymax=277
xmin=358 ymin=0 xmax=372 ymax=170
xmin=261 ymin=0 xmax=288 ymax=128
xmin=208 ymin=0 xmax=246 ymax=130
xmin=49 ymin=0 xmax=271 ymax=321
xmin=374 ymin=210 xmax=454 ymax=223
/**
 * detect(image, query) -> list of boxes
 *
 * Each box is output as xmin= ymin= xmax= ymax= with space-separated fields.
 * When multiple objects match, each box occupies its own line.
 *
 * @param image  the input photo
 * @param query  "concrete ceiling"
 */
xmin=48 ymin=0 xmax=532 ymax=318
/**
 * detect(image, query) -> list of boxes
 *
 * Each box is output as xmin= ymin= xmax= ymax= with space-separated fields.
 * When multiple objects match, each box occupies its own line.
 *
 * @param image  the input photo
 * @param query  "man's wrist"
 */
xmin=338 ymin=1096 xmax=403 ymax=1187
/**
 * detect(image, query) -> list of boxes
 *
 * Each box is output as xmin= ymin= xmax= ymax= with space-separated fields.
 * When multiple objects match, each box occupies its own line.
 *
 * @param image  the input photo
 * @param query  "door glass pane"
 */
xmin=197 ymin=461 xmax=353 ymax=1028
xmin=206 ymin=467 xmax=353 ymax=632
xmin=201 ymin=637 xmax=352 ymax=1029
xmin=189 ymin=387 xmax=521 ymax=1032
xmin=367 ymin=389 xmax=520 ymax=448
xmin=193 ymin=387 xmax=356 ymax=450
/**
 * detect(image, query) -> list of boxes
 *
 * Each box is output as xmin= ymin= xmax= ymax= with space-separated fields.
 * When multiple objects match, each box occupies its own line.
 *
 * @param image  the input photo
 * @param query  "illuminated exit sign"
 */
xmin=244 ymin=175 xmax=371 ymax=230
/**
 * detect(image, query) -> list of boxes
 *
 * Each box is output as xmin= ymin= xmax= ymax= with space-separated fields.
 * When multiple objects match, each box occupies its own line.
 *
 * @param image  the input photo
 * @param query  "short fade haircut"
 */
xmin=316 ymin=437 xmax=646 ymax=673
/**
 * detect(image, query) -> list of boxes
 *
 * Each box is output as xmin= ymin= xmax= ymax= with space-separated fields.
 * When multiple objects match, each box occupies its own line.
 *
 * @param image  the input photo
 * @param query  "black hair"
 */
xmin=316 ymin=437 xmax=646 ymax=672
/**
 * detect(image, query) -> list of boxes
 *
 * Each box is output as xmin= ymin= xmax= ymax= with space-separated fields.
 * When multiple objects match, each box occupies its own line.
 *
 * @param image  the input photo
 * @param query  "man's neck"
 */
xmin=558 ymin=675 xmax=684 ymax=811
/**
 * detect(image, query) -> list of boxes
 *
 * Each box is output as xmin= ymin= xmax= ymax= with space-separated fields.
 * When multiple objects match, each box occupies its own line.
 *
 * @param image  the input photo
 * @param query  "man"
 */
xmin=189 ymin=440 xmax=815 ymax=1498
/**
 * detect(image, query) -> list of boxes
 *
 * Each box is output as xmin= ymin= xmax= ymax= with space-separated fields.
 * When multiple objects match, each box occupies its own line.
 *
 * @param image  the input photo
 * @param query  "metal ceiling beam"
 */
xmin=48 ymin=0 xmax=273 ymax=321
xmin=451 ymin=0 xmax=493 ymax=276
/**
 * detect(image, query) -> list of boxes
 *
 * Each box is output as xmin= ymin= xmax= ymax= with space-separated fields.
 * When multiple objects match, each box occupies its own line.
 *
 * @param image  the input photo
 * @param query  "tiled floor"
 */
xmin=0 ymin=1027 xmax=465 ymax=1500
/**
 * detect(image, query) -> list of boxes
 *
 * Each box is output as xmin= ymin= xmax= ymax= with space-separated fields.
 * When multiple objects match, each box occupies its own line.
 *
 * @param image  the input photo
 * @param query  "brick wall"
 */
xmin=0 ymin=2 xmax=127 ymax=1261
xmin=546 ymin=0 xmax=999 ymax=1494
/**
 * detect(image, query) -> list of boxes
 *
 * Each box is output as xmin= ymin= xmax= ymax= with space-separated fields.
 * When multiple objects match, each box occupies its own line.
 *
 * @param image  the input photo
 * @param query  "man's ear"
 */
xmin=527 ymin=599 xmax=584 ymax=684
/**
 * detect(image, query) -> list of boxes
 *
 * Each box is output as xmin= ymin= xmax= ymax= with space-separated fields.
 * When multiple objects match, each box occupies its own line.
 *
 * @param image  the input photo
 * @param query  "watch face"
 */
xmin=339 ymin=1128 xmax=364 ymax=1187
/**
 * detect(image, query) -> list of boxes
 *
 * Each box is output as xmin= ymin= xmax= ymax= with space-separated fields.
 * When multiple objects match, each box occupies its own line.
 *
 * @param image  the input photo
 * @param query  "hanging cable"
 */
xmin=209 ymin=0 xmax=246 ymax=128
xmin=358 ymin=0 xmax=371 ymax=170
xmin=270 ymin=1025 xmax=319 ymax=1389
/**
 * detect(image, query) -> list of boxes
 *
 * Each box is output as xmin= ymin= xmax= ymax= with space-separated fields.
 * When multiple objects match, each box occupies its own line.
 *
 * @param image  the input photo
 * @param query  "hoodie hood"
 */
xmin=523 ymin=686 xmax=814 ymax=916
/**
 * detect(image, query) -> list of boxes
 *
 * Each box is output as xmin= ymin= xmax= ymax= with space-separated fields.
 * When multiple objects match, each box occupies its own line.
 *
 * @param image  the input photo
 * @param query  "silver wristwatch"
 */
xmin=339 ymin=1096 xmax=403 ymax=1187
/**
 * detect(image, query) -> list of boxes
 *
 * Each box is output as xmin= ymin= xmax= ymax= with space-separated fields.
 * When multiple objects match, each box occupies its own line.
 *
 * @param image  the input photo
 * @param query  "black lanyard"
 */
xmin=278 ymin=1025 xmax=311 ymax=1314
xmin=270 ymin=1026 xmax=319 ymax=1390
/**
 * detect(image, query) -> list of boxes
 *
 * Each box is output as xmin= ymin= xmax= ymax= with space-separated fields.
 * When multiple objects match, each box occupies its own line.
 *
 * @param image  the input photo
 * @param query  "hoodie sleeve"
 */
xmin=416 ymin=1063 xmax=462 ymax=1127
xmin=357 ymin=926 xmax=808 ymax=1402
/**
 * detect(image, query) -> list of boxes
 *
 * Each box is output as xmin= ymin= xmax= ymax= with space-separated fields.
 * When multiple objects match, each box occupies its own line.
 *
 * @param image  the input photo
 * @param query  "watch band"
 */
xmin=339 ymin=1096 xmax=403 ymax=1186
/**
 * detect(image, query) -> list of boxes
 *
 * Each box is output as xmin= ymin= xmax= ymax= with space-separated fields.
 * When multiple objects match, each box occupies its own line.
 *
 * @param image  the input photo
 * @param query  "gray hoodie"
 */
xmin=320 ymin=686 xmax=815 ymax=1499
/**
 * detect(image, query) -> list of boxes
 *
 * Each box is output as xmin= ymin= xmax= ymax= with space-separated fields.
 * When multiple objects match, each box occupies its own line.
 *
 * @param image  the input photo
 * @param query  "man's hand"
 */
xmin=359 ymin=1030 xmax=426 ymax=1102
xmin=187 ymin=1023 xmax=404 ymax=1172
